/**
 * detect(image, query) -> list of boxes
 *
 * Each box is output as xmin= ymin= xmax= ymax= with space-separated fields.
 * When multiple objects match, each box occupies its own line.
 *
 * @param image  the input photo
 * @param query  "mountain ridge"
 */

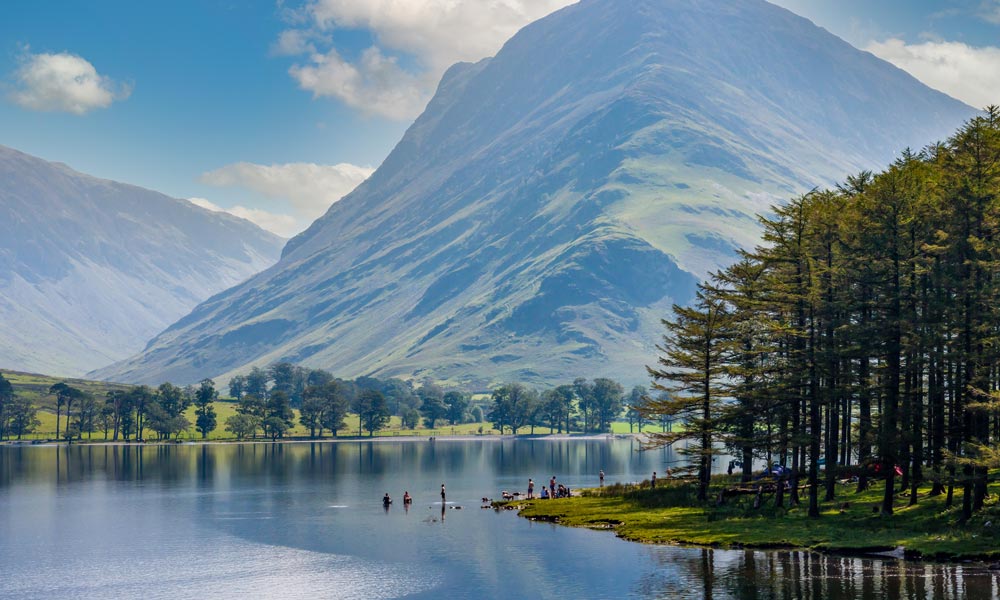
xmin=94 ymin=0 xmax=975 ymax=388
xmin=0 ymin=144 xmax=285 ymax=376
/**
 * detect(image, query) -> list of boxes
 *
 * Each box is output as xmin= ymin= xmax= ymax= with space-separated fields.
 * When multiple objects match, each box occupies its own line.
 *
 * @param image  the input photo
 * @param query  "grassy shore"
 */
xmin=12 ymin=407 xmax=513 ymax=443
xmin=510 ymin=477 xmax=1000 ymax=562
xmin=15 ymin=409 xmax=662 ymax=442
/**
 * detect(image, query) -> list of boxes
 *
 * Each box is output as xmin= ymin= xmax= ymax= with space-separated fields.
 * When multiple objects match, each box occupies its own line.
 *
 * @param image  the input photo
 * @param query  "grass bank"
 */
xmin=510 ymin=477 xmax=1000 ymax=562
xmin=12 ymin=407 xmax=512 ymax=443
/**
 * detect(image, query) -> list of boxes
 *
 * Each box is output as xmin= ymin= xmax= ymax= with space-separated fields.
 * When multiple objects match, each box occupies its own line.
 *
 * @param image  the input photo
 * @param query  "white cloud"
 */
xmin=980 ymin=1 xmax=1000 ymax=24
xmin=197 ymin=162 xmax=374 ymax=235
xmin=866 ymin=38 xmax=1000 ymax=109
xmin=201 ymin=161 xmax=373 ymax=215
xmin=189 ymin=197 xmax=300 ymax=238
xmin=9 ymin=51 xmax=131 ymax=115
xmin=272 ymin=29 xmax=328 ymax=56
xmin=290 ymin=47 xmax=432 ymax=119
xmin=225 ymin=207 xmax=300 ymax=238
xmin=281 ymin=0 xmax=575 ymax=119
xmin=305 ymin=0 xmax=575 ymax=70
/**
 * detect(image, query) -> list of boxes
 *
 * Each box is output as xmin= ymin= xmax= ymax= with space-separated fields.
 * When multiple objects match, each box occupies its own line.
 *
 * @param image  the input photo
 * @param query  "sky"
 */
xmin=1 ymin=0 xmax=999 ymax=237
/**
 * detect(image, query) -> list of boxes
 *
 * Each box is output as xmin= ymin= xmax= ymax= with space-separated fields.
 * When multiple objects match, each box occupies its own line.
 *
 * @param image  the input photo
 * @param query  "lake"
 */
xmin=0 ymin=438 xmax=995 ymax=599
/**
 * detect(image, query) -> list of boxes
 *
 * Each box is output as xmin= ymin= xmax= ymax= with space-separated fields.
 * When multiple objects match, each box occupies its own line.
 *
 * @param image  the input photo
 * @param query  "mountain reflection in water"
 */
xmin=1 ymin=440 xmax=995 ymax=599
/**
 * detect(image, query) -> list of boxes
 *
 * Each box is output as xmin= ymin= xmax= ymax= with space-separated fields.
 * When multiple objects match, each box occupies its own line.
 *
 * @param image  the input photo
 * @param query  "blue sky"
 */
xmin=2 ymin=0 xmax=998 ymax=236
xmin=777 ymin=0 xmax=1000 ymax=46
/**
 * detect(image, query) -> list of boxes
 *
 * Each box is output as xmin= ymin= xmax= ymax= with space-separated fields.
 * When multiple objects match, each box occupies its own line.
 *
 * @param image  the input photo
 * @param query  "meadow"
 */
xmin=3 ymin=370 xmax=665 ymax=442
xmin=511 ymin=476 xmax=1000 ymax=561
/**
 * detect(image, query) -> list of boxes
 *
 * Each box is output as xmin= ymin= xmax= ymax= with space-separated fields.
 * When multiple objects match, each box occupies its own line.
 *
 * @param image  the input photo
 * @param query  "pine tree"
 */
xmin=642 ymin=289 xmax=729 ymax=501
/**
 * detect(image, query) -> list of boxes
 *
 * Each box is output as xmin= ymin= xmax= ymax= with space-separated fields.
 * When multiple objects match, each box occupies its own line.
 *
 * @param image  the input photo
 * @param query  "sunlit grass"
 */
xmin=3 ymin=369 xmax=664 ymax=442
xmin=12 ymin=407 xmax=646 ymax=442
xmin=10 ymin=403 xmax=510 ymax=442
xmin=513 ymin=476 xmax=1000 ymax=560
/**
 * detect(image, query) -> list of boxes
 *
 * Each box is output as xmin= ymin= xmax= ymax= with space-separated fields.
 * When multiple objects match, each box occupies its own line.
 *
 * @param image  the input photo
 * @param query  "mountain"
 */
xmin=0 ymin=145 xmax=285 ymax=376
xmin=96 ymin=0 xmax=974 ymax=388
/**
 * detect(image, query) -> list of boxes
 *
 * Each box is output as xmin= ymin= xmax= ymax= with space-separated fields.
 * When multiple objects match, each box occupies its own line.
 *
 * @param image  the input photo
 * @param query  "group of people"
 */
xmin=501 ymin=468 xmax=684 ymax=503
xmin=383 ymin=484 xmax=447 ymax=508
xmin=524 ymin=476 xmax=572 ymax=500
xmin=382 ymin=491 xmax=413 ymax=507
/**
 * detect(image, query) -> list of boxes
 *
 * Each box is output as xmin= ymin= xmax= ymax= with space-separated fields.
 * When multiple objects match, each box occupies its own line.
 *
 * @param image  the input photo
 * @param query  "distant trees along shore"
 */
xmin=0 ymin=363 xmax=650 ymax=443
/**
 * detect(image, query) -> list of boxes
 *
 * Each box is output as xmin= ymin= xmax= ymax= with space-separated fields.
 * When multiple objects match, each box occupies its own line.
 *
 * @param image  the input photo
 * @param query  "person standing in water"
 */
xmin=440 ymin=483 xmax=446 ymax=503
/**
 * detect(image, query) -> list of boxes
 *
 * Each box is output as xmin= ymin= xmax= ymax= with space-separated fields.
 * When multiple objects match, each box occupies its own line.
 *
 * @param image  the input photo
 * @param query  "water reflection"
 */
xmin=0 ymin=438 xmax=668 ymax=491
xmin=637 ymin=548 xmax=999 ymax=599
xmin=1 ymin=440 xmax=995 ymax=599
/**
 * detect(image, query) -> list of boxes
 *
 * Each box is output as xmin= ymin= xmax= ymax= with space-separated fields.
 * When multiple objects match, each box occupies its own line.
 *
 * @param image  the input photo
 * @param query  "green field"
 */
xmin=10 ymin=401 xmax=516 ymax=442
xmin=510 ymin=476 xmax=1000 ymax=561
xmin=3 ymin=370 xmax=130 ymax=411
xmin=13 ymin=404 xmax=626 ymax=442
xmin=609 ymin=422 xmax=669 ymax=435
xmin=2 ymin=369 xmax=658 ymax=442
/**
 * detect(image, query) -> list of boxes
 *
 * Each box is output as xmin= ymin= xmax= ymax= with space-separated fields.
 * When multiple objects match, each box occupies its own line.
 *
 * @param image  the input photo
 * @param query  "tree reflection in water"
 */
xmin=3 ymin=441 xmax=998 ymax=599
xmin=638 ymin=547 xmax=999 ymax=599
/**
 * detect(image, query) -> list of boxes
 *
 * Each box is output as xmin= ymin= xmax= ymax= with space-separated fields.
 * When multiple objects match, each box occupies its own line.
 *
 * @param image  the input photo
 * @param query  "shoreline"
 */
xmin=0 ymin=432 xmax=630 ymax=448
xmin=504 ymin=483 xmax=1000 ymax=565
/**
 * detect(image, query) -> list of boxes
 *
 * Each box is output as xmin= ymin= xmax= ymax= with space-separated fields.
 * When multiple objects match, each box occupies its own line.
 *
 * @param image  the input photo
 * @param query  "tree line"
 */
xmin=488 ymin=378 xmax=658 ymax=435
xmin=225 ymin=364 xmax=643 ymax=438
xmin=0 ymin=374 xmax=213 ymax=442
xmin=2 ymin=362 xmax=647 ymax=442
xmin=642 ymin=109 xmax=1000 ymax=522
xmin=52 ymin=380 xmax=215 ymax=441
xmin=224 ymin=364 xmax=484 ymax=439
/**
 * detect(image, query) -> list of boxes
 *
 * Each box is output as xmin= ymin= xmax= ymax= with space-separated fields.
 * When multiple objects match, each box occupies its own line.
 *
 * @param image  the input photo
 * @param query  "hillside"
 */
xmin=0 ymin=145 xmax=285 ymax=376
xmin=96 ymin=0 xmax=974 ymax=388
xmin=2 ymin=370 xmax=131 ymax=412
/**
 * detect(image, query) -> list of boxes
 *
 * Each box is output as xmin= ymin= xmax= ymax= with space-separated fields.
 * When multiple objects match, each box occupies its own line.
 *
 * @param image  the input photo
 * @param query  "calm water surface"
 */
xmin=0 ymin=439 xmax=996 ymax=599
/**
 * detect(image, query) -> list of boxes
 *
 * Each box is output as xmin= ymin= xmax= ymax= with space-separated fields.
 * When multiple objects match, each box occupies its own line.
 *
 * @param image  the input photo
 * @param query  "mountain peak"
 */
xmin=97 ymin=0 xmax=973 ymax=387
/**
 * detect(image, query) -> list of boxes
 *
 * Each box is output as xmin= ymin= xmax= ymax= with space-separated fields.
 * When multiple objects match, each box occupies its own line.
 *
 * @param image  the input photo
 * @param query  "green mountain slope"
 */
xmin=95 ymin=0 xmax=974 ymax=387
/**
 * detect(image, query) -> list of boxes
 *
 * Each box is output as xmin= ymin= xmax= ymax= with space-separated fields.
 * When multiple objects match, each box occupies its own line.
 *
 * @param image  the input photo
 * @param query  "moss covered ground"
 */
xmin=511 ymin=477 xmax=1000 ymax=561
